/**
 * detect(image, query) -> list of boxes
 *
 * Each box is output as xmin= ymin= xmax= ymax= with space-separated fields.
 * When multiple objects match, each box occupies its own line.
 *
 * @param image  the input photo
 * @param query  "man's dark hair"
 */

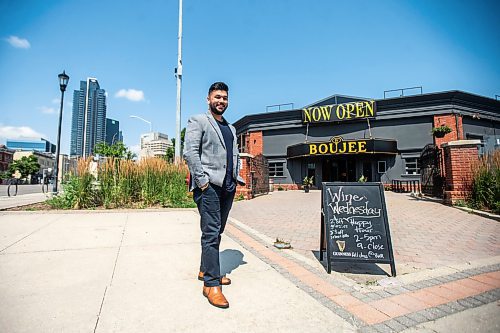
xmin=208 ymin=82 xmax=229 ymax=95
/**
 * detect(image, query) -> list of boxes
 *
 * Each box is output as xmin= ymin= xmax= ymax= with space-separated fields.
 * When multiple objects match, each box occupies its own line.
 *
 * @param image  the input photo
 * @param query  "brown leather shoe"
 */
xmin=202 ymin=286 xmax=229 ymax=308
xmin=198 ymin=271 xmax=231 ymax=285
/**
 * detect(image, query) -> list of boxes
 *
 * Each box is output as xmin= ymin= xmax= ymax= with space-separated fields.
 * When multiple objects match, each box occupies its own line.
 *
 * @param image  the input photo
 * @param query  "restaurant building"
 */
xmin=233 ymin=90 xmax=500 ymax=190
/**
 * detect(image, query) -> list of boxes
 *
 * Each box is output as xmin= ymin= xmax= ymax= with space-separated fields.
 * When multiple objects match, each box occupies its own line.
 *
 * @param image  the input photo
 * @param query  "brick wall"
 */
xmin=433 ymin=114 xmax=463 ymax=147
xmin=248 ymin=131 xmax=263 ymax=156
xmin=442 ymin=140 xmax=480 ymax=204
xmin=235 ymin=153 xmax=253 ymax=200
xmin=273 ymin=184 xmax=300 ymax=191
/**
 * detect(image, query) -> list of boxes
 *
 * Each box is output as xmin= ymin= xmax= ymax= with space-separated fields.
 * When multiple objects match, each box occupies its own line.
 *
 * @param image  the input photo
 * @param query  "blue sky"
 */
xmin=1 ymin=0 xmax=499 ymax=155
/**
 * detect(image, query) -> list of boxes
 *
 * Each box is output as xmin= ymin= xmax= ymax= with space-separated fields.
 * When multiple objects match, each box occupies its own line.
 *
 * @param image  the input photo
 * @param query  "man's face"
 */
xmin=207 ymin=89 xmax=228 ymax=116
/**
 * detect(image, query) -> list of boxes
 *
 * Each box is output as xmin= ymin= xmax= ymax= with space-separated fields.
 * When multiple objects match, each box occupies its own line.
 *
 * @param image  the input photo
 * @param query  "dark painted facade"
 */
xmin=233 ymin=91 xmax=500 ymax=188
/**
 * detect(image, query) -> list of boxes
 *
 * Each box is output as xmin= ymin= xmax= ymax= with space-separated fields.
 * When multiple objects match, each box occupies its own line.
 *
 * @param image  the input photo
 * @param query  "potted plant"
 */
xmin=431 ymin=125 xmax=452 ymax=138
xmin=302 ymin=176 xmax=314 ymax=193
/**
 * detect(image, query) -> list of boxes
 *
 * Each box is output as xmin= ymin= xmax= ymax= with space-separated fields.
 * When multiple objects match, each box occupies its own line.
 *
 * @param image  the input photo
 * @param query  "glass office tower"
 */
xmin=105 ymin=118 xmax=121 ymax=145
xmin=70 ymin=78 xmax=107 ymax=157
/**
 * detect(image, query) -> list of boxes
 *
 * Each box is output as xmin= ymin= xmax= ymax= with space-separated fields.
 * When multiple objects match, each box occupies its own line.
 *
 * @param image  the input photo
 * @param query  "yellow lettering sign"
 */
xmin=303 ymin=100 xmax=376 ymax=124
xmin=336 ymin=104 xmax=346 ymax=120
xmin=366 ymin=101 xmax=374 ymax=117
xmin=320 ymin=105 xmax=332 ymax=120
xmin=358 ymin=141 xmax=367 ymax=153
xmin=308 ymin=137 xmax=369 ymax=155
xmin=345 ymin=103 xmax=354 ymax=119
xmin=303 ymin=108 xmax=312 ymax=123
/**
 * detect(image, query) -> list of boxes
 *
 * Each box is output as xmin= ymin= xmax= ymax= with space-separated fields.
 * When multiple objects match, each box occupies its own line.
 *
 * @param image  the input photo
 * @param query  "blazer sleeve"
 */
xmin=183 ymin=116 xmax=209 ymax=188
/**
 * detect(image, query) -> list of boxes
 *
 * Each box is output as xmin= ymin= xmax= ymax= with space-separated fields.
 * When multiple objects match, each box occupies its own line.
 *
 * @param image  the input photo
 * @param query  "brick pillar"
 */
xmin=442 ymin=140 xmax=481 ymax=205
xmin=235 ymin=153 xmax=253 ymax=200
xmin=248 ymin=131 xmax=263 ymax=156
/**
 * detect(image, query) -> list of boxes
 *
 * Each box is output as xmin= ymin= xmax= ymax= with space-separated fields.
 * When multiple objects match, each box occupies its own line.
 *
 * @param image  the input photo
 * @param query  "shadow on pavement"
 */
xmin=220 ymin=249 xmax=247 ymax=275
xmin=311 ymin=250 xmax=391 ymax=276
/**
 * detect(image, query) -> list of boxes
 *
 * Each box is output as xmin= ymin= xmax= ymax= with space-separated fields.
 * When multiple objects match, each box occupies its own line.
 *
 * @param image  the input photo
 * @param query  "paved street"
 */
xmin=0 ymin=191 xmax=499 ymax=332
xmin=0 ymin=184 xmax=46 ymax=197
xmin=0 ymin=192 xmax=48 ymax=210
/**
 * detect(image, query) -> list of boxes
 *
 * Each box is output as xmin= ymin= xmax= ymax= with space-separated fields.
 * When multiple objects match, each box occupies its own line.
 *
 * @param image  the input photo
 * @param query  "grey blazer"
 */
xmin=183 ymin=111 xmax=243 ymax=191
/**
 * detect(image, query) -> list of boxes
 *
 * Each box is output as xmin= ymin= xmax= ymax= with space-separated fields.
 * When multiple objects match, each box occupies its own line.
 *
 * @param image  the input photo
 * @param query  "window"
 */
xmin=404 ymin=157 xmax=420 ymax=175
xmin=378 ymin=161 xmax=386 ymax=173
xmin=307 ymin=163 xmax=315 ymax=178
xmin=237 ymin=134 xmax=247 ymax=153
xmin=269 ymin=161 xmax=285 ymax=177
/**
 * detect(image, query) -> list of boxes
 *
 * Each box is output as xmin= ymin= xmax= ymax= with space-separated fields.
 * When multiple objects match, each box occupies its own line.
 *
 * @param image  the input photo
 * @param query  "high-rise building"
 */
xmin=140 ymin=132 xmax=172 ymax=158
xmin=105 ymin=118 xmax=123 ymax=145
xmin=70 ymin=78 xmax=107 ymax=157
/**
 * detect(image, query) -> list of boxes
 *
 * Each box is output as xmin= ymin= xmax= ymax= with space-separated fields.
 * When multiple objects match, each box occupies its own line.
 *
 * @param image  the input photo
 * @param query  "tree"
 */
xmin=94 ymin=142 xmax=127 ymax=158
xmin=125 ymin=150 xmax=136 ymax=160
xmin=8 ymin=155 xmax=40 ymax=179
xmin=94 ymin=141 xmax=137 ymax=161
xmin=168 ymin=127 xmax=186 ymax=162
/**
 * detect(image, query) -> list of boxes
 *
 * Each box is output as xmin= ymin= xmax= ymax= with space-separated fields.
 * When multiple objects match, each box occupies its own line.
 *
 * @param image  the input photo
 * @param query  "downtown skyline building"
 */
xmin=70 ymin=78 xmax=107 ymax=157
xmin=105 ymin=118 xmax=123 ymax=145
xmin=140 ymin=132 xmax=172 ymax=159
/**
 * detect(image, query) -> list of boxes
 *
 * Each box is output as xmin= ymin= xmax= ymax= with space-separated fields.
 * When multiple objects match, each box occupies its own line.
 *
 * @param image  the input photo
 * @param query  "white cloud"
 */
xmin=0 ymin=125 xmax=45 ymax=140
xmin=5 ymin=35 xmax=30 ymax=49
xmin=38 ymin=106 xmax=56 ymax=114
xmin=52 ymin=98 xmax=60 ymax=104
xmin=115 ymin=89 xmax=145 ymax=102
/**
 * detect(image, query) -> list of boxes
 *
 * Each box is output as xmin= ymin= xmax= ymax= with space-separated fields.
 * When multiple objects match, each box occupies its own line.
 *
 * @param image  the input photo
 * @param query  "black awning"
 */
xmin=287 ymin=137 xmax=398 ymax=158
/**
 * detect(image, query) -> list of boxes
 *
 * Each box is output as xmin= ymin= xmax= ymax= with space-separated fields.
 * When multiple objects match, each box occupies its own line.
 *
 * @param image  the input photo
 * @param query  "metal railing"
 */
xmin=384 ymin=86 xmax=423 ymax=99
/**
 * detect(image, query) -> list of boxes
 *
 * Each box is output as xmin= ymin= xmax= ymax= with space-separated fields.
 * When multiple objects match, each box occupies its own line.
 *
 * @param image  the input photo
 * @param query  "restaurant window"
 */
xmin=269 ymin=161 xmax=285 ymax=177
xmin=404 ymin=157 xmax=420 ymax=175
xmin=307 ymin=163 xmax=315 ymax=178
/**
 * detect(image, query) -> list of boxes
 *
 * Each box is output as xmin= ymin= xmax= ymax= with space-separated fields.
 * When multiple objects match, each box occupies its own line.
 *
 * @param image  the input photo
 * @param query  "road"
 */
xmin=0 ymin=184 xmax=46 ymax=197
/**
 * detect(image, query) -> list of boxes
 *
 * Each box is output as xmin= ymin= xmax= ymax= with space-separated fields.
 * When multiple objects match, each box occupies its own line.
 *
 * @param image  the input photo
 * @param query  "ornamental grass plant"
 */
xmin=48 ymin=157 xmax=194 ymax=209
xmin=469 ymin=150 xmax=500 ymax=214
xmin=48 ymin=157 xmax=98 ymax=209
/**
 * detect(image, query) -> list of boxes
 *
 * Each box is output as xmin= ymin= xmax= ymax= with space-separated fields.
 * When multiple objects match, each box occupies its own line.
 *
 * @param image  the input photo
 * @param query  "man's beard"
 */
xmin=210 ymin=103 xmax=227 ymax=116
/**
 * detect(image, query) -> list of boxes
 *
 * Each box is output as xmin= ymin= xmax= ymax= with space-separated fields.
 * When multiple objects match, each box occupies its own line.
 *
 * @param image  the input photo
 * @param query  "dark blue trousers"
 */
xmin=193 ymin=184 xmax=235 ymax=287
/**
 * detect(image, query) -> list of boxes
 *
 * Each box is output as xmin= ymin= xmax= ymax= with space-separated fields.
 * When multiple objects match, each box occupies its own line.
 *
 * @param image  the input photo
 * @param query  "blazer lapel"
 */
xmin=206 ymin=111 xmax=226 ymax=149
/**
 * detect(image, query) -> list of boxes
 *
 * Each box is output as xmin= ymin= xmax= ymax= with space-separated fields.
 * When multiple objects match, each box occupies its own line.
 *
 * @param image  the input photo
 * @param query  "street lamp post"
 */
xmin=53 ymin=70 xmax=69 ymax=194
xmin=175 ymin=0 xmax=183 ymax=164
xmin=129 ymin=115 xmax=152 ymax=133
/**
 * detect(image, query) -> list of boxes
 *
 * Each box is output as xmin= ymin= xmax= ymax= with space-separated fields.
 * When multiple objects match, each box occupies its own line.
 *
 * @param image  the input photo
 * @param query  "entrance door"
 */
xmin=362 ymin=162 xmax=373 ymax=182
xmin=322 ymin=158 xmax=357 ymax=182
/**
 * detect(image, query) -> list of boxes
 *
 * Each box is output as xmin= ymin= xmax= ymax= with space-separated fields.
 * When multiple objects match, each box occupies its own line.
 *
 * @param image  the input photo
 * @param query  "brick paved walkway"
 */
xmin=227 ymin=190 xmax=500 ymax=332
xmin=231 ymin=190 xmax=500 ymax=276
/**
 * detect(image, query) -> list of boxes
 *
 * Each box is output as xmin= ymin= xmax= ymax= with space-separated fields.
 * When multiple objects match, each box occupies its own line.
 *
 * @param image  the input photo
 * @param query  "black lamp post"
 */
xmin=53 ymin=70 xmax=69 ymax=194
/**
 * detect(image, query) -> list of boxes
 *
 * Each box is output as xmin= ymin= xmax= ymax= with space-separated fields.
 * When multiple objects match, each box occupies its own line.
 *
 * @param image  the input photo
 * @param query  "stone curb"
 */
xmin=454 ymin=206 xmax=500 ymax=222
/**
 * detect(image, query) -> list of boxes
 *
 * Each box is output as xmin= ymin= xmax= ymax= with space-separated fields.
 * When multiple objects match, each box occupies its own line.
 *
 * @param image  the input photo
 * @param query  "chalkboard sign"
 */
xmin=320 ymin=182 xmax=396 ymax=276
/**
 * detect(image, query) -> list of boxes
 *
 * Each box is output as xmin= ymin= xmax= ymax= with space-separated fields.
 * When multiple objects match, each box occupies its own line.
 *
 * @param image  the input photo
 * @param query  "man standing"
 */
xmin=183 ymin=82 xmax=243 ymax=309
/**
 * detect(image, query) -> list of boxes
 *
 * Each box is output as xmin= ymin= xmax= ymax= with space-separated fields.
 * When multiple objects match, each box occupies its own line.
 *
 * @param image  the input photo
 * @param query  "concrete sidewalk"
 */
xmin=0 ymin=210 xmax=354 ymax=333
